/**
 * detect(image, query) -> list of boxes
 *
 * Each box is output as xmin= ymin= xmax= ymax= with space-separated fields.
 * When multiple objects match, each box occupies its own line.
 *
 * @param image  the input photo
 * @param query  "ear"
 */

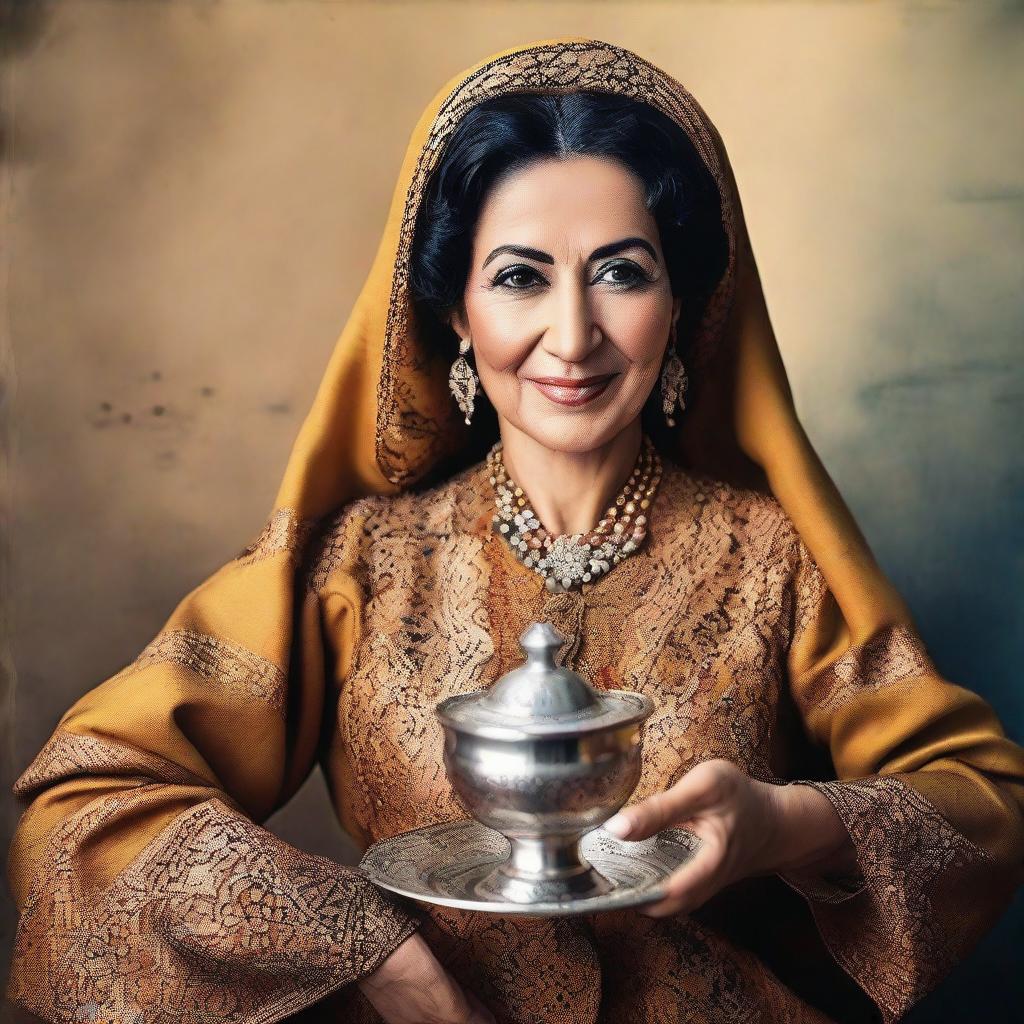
xmin=671 ymin=297 xmax=683 ymax=335
xmin=447 ymin=303 xmax=470 ymax=346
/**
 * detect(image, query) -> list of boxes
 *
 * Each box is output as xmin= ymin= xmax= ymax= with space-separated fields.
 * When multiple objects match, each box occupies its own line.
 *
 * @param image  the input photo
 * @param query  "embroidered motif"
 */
xmin=6 ymin=795 xmax=423 ymax=1023
xmin=788 ymin=537 xmax=936 ymax=716
xmin=114 ymin=628 xmax=287 ymax=717
xmin=312 ymin=454 xmax=1003 ymax=1023
xmin=12 ymin=730 xmax=211 ymax=802
xmin=791 ymin=538 xmax=831 ymax=639
xmin=798 ymin=621 xmax=935 ymax=718
xmin=304 ymin=498 xmax=377 ymax=595
xmin=376 ymin=39 xmax=739 ymax=486
xmin=784 ymin=775 xmax=993 ymax=1023
xmin=589 ymin=908 xmax=835 ymax=1024
xmin=235 ymin=506 xmax=318 ymax=566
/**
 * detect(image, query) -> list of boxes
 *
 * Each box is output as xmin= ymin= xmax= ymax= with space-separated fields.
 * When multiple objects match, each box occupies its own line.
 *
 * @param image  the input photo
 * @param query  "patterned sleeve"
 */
xmin=777 ymin=535 xmax=1024 ymax=1024
xmin=4 ymin=505 xmax=424 ymax=1024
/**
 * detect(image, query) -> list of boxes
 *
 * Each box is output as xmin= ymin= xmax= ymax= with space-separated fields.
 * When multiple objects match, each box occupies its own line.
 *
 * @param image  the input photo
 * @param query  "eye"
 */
xmin=595 ymin=261 xmax=652 ymax=288
xmin=491 ymin=265 xmax=545 ymax=290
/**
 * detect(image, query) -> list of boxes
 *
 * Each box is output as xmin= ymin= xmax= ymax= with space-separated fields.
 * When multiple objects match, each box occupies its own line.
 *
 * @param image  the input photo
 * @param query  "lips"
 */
xmin=526 ymin=373 xmax=617 ymax=407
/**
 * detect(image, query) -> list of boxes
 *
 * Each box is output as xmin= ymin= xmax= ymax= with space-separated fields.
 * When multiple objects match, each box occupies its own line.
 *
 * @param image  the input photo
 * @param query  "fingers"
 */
xmin=639 ymin=828 xmax=724 ymax=917
xmin=605 ymin=759 xmax=730 ymax=841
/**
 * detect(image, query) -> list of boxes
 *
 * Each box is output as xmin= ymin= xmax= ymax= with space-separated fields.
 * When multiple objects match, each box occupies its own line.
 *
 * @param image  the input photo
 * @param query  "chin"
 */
xmin=515 ymin=411 xmax=631 ymax=454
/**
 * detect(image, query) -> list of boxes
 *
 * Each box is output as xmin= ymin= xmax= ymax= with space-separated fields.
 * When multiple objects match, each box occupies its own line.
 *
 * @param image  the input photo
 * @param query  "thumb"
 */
xmin=604 ymin=770 xmax=717 ymax=841
xmin=465 ymin=987 xmax=498 ymax=1024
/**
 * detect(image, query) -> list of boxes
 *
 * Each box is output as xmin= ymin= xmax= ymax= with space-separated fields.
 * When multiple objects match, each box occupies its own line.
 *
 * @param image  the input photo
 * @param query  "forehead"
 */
xmin=472 ymin=154 xmax=656 ymax=248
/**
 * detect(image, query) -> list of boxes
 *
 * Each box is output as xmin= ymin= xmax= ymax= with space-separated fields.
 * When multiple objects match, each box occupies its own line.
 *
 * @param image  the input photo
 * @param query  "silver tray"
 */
xmin=358 ymin=818 xmax=702 ymax=917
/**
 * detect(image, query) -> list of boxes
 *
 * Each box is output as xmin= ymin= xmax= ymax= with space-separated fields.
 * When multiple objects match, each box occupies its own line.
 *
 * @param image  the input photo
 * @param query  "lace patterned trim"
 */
xmin=6 ymin=794 xmax=423 ymax=1024
xmin=791 ymin=538 xmax=831 ymax=640
xmin=782 ymin=775 xmax=993 ymax=1023
xmin=375 ymin=39 xmax=738 ymax=485
xmin=236 ymin=507 xmax=319 ymax=566
xmin=113 ymin=628 xmax=287 ymax=717
xmin=798 ymin=622 xmax=935 ymax=718
xmin=12 ymin=730 xmax=212 ymax=802
xmin=303 ymin=500 xmax=374 ymax=595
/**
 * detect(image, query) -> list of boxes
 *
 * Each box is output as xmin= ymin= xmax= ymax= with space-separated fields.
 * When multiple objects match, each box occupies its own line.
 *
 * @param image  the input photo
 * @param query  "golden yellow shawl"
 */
xmin=6 ymin=35 xmax=1023 ymax=1024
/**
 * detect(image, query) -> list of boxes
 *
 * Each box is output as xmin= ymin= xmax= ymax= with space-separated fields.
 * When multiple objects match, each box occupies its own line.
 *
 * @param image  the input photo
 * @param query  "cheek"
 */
xmin=464 ymin=300 xmax=535 ymax=373
xmin=598 ymin=292 xmax=671 ymax=364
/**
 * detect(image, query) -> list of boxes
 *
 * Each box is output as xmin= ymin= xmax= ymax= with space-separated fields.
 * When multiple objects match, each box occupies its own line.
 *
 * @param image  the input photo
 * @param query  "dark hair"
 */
xmin=408 ymin=90 xmax=729 ymax=451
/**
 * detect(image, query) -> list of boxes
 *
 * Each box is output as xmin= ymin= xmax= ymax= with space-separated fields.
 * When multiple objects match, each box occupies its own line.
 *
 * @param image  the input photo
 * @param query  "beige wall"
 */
xmin=2 ymin=1 xmax=1022 ymax=1012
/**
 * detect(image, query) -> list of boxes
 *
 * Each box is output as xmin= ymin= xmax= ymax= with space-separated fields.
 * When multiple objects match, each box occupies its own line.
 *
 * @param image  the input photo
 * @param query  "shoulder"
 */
xmin=303 ymin=458 xmax=491 ymax=593
xmin=658 ymin=456 xmax=801 ymax=558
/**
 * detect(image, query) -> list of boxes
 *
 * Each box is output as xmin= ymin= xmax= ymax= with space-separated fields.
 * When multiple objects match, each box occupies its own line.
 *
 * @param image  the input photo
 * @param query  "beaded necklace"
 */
xmin=486 ymin=435 xmax=663 ymax=592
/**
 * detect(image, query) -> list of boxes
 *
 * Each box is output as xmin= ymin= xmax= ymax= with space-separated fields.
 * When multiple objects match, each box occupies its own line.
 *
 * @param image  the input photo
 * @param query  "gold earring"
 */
xmin=448 ymin=337 xmax=479 ymax=425
xmin=660 ymin=328 xmax=688 ymax=427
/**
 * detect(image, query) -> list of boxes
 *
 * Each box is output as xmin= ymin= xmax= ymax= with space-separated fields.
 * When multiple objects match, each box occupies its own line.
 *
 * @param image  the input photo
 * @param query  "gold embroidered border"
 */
xmin=788 ymin=775 xmax=992 ymax=1022
xmin=792 ymin=538 xmax=832 ymax=639
xmin=798 ymin=622 xmax=935 ymax=718
xmin=375 ymin=39 xmax=738 ymax=486
xmin=13 ymin=729 xmax=211 ymax=801
xmin=303 ymin=502 xmax=369 ymax=595
xmin=235 ymin=507 xmax=319 ymax=566
xmin=115 ymin=628 xmax=287 ymax=717
xmin=7 ymin=795 xmax=423 ymax=1022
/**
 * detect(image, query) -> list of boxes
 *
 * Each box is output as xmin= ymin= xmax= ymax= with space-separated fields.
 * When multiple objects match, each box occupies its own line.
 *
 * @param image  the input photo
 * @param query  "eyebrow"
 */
xmin=481 ymin=236 xmax=659 ymax=269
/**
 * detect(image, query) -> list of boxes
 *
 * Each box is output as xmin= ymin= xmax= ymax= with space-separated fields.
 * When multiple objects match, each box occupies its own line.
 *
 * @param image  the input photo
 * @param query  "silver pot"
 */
xmin=435 ymin=621 xmax=655 ymax=904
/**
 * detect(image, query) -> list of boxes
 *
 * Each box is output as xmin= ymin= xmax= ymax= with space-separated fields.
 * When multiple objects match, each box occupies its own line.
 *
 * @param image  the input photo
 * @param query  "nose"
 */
xmin=540 ymin=276 xmax=602 ymax=364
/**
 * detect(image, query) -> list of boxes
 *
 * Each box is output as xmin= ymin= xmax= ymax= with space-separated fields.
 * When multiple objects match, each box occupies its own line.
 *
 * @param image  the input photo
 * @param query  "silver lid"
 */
xmin=435 ymin=621 xmax=654 ymax=740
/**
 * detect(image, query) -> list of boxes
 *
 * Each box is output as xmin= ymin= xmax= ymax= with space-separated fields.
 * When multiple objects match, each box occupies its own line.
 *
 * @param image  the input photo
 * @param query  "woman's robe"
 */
xmin=7 ymin=455 xmax=1024 ymax=1024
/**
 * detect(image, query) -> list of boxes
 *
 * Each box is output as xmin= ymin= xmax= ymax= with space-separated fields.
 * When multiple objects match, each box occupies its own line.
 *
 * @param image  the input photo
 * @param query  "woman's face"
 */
xmin=449 ymin=154 xmax=681 ymax=454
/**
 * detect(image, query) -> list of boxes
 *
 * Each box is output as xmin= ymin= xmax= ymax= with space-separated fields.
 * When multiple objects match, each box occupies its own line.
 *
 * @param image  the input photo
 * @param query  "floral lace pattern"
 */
xmin=236 ymin=507 xmax=318 ymax=567
xmin=12 ymin=729 xmax=212 ymax=801
xmin=112 ymin=627 xmax=288 ymax=717
xmin=6 ymin=782 xmax=423 ymax=1024
xmin=307 ymin=455 xmax=1000 ymax=1023
xmin=779 ymin=775 xmax=994 ymax=1024
xmin=819 ymin=624 xmax=935 ymax=716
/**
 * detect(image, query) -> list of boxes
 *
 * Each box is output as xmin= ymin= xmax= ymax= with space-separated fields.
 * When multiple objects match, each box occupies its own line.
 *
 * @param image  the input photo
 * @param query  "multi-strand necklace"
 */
xmin=486 ymin=434 xmax=663 ymax=592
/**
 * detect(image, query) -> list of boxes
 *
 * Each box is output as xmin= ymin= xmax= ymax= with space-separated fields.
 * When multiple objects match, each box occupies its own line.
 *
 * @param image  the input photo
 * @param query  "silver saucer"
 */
xmin=358 ymin=818 xmax=702 ymax=917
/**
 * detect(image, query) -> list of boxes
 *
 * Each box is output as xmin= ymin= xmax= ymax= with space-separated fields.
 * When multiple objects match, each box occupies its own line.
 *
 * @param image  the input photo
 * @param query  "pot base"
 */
xmin=359 ymin=817 xmax=702 ymax=917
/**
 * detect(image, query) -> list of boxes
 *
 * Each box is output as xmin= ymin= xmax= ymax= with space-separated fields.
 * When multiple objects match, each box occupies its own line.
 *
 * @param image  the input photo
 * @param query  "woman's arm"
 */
xmin=775 ymin=534 xmax=1024 ymax=1018
xmin=4 ymin=505 xmax=425 ymax=1023
xmin=602 ymin=758 xmax=861 ymax=910
xmin=606 ymin=531 xmax=1024 ymax=1024
xmin=768 ymin=782 xmax=860 ymax=879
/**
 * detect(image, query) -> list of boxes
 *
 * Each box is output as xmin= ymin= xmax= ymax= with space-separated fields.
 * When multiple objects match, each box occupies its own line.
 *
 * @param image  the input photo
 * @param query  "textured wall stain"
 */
xmin=858 ymin=359 xmax=1019 ymax=410
xmin=4 ymin=1 xmax=1022 ymax=1012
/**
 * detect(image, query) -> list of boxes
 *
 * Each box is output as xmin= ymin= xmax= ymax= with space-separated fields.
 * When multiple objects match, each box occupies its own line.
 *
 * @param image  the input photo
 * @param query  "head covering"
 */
xmin=10 ymin=37 xmax=1024 ymax=1024
xmin=272 ymin=33 xmax=911 ymax=641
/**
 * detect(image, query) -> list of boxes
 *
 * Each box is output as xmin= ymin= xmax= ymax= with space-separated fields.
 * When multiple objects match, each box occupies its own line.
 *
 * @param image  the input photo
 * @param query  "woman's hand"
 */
xmin=602 ymin=758 xmax=856 ymax=918
xmin=356 ymin=929 xmax=497 ymax=1023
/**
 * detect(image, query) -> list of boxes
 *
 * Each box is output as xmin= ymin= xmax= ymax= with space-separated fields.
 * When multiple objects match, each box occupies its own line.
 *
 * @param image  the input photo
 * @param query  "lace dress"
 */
xmin=7 ymin=456 xmax=1023 ymax=1024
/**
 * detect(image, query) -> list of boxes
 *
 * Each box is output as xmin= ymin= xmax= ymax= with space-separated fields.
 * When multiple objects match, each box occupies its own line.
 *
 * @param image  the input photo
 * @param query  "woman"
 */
xmin=6 ymin=35 xmax=1024 ymax=1024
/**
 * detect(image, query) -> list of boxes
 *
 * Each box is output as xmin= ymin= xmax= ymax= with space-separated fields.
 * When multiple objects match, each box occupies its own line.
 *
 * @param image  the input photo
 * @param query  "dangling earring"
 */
xmin=449 ymin=336 xmax=479 ymax=425
xmin=660 ymin=327 xmax=689 ymax=427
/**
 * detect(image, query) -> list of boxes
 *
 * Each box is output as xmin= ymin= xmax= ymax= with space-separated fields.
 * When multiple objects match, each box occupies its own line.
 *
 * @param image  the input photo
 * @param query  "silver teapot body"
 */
xmin=435 ymin=622 xmax=654 ymax=903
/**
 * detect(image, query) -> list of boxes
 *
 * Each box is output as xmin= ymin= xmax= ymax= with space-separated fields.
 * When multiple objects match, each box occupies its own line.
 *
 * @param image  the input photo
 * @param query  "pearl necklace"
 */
xmin=486 ymin=435 xmax=663 ymax=592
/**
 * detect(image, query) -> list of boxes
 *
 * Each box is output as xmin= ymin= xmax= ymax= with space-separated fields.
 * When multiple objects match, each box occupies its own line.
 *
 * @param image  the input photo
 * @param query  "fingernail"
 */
xmin=604 ymin=813 xmax=631 ymax=837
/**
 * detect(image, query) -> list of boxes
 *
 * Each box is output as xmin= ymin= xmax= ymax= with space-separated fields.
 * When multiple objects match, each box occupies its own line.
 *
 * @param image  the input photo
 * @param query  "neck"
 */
xmin=496 ymin=420 xmax=644 ymax=537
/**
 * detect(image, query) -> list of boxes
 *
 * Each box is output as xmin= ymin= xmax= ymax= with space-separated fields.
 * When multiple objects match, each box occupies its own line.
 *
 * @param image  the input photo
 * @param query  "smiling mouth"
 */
xmin=526 ymin=373 xmax=617 ymax=407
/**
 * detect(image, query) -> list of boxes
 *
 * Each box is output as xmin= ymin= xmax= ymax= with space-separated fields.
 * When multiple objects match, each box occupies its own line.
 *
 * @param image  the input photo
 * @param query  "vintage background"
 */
xmin=1 ymin=1 xmax=1021 ymax=1020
